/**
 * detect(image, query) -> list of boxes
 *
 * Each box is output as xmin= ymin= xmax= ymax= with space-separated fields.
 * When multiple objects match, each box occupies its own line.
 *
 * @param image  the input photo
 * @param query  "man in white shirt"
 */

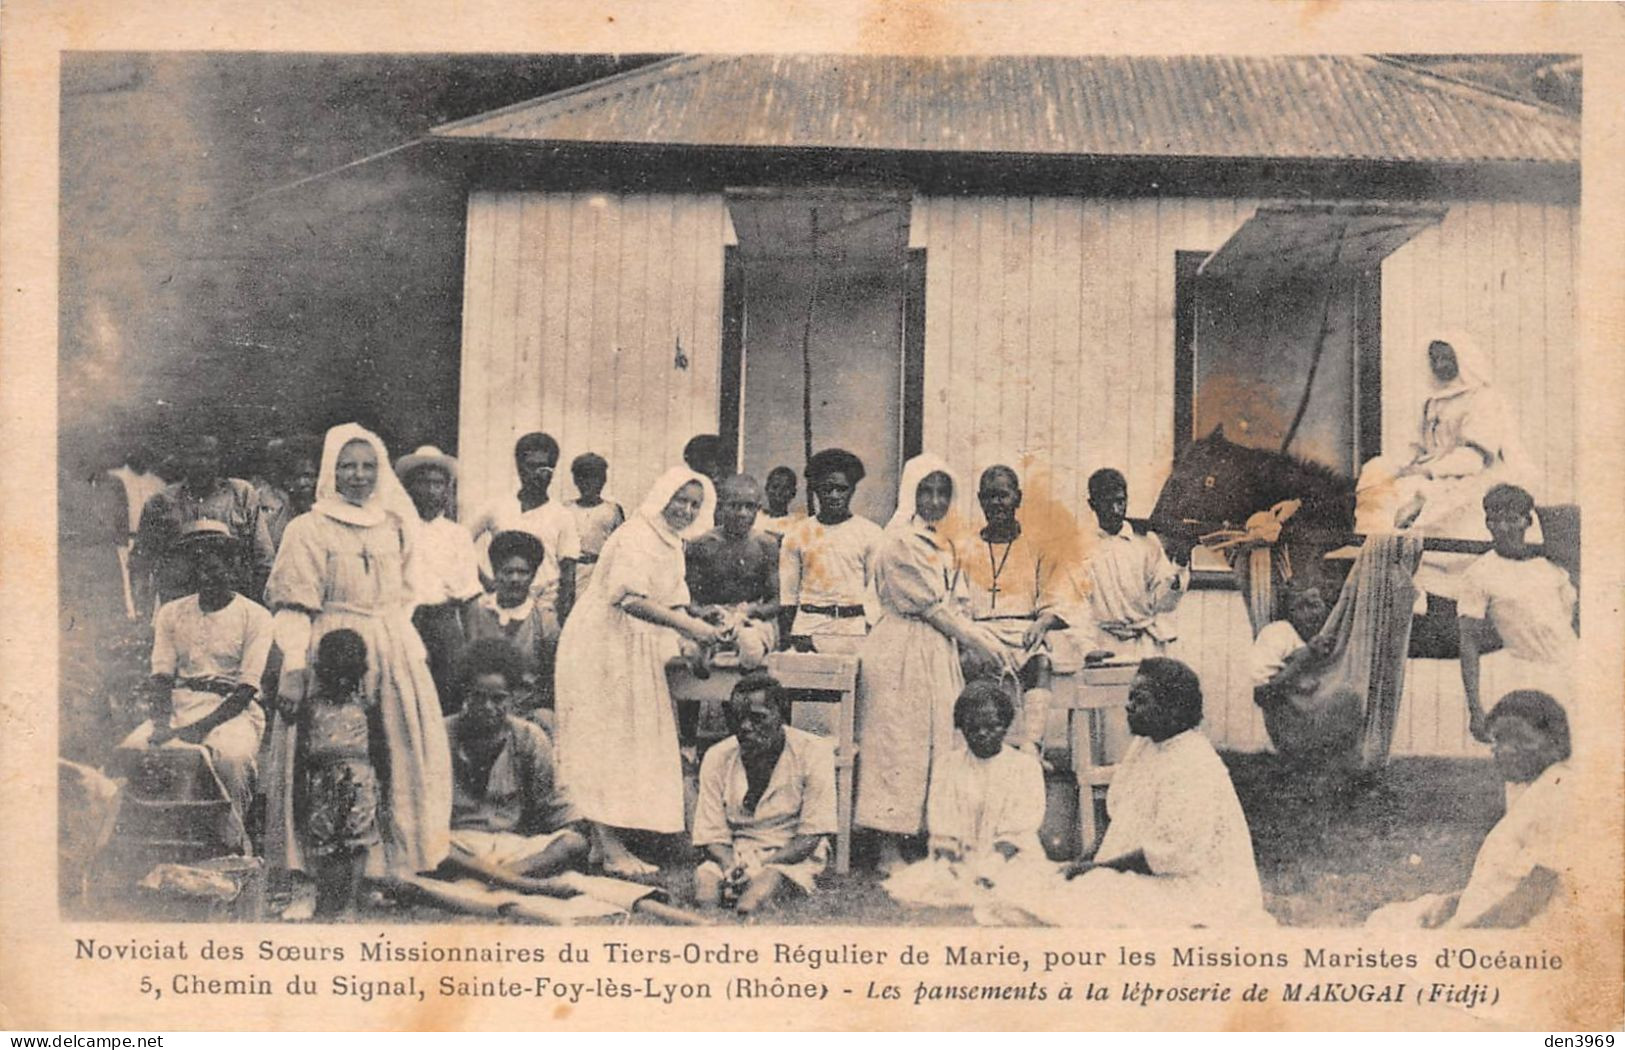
xmin=398 ymin=445 xmax=483 ymax=710
xmin=692 ymin=673 xmax=836 ymax=915
xmin=1458 ymin=484 xmax=1578 ymax=743
xmin=466 ymin=432 xmax=582 ymax=624
xmin=1072 ymin=468 xmax=1193 ymax=660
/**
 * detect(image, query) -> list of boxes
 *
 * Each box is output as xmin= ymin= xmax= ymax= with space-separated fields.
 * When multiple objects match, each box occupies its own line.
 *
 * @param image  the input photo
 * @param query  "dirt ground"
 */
xmin=63 ymin=615 xmax=1502 ymax=928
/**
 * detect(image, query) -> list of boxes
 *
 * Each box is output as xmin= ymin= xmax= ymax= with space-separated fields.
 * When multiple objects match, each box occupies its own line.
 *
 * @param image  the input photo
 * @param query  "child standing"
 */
xmin=295 ymin=629 xmax=383 ymax=921
xmin=564 ymin=452 xmax=625 ymax=595
xmin=757 ymin=466 xmax=802 ymax=540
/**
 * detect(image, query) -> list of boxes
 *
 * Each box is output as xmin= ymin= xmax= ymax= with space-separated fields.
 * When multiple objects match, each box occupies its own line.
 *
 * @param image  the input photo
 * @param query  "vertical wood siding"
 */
xmin=458 ymin=189 xmax=1575 ymax=758
xmin=457 ymin=191 xmax=729 ymax=521
xmin=912 ymin=194 xmax=1577 ymax=756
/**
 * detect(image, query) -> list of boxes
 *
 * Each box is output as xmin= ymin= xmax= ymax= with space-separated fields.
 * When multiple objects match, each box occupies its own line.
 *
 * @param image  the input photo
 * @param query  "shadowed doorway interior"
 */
xmin=721 ymin=190 xmax=916 ymax=524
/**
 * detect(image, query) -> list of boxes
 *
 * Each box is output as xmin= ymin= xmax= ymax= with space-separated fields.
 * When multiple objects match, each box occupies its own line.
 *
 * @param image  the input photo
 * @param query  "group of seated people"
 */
xmin=101 ymin=417 xmax=1577 ymax=928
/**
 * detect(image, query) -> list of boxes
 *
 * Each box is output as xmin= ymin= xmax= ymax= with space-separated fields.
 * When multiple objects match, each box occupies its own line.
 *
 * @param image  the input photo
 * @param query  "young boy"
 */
xmin=563 ymin=452 xmax=625 ymax=594
xmin=757 ymin=466 xmax=801 ymax=539
xmin=1457 ymin=484 xmax=1578 ymax=742
xmin=1070 ymin=468 xmax=1193 ymax=660
xmin=779 ymin=448 xmax=884 ymax=653
xmin=692 ymin=673 xmax=836 ymax=916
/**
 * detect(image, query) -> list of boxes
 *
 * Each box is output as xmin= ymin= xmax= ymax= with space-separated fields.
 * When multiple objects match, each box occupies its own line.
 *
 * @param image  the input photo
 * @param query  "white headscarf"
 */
xmin=1426 ymin=330 xmax=1493 ymax=396
xmin=314 ymin=423 xmax=417 ymax=528
xmin=635 ymin=466 xmax=716 ymax=545
xmin=887 ymin=453 xmax=961 ymax=532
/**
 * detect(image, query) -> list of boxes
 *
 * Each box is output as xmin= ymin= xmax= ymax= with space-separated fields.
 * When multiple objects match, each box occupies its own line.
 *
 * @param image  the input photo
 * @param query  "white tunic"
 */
xmin=779 ymin=514 xmax=884 ymax=641
xmin=410 ymin=515 xmax=483 ymax=606
xmin=1011 ymin=729 xmax=1271 ymax=927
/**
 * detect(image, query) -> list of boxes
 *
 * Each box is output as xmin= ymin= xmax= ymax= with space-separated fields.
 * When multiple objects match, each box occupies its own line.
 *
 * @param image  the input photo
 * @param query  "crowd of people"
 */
xmin=73 ymin=336 xmax=1578 ymax=926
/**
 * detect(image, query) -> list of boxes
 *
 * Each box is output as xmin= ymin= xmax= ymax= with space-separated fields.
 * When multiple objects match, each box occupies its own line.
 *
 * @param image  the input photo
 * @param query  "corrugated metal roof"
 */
xmin=431 ymin=54 xmax=1577 ymax=166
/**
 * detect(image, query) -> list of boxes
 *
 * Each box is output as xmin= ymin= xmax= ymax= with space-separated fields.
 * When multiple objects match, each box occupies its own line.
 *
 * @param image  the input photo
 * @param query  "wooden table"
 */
xmin=666 ymin=651 xmax=860 ymax=873
xmin=1052 ymin=662 xmax=1137 ymax=859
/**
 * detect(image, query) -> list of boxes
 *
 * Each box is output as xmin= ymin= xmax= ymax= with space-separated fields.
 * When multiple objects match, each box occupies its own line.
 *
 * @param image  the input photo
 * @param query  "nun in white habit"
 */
xmin=552 ymin=466 xmax=724 ymax=877
xmin=855 ymin=454 xmax=1011 ymax=873
xmin=263 ymin=423 xmax=452 ymax=882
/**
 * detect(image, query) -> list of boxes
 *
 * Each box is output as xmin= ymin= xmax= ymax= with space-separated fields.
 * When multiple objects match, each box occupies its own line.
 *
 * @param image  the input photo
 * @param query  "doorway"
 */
xmin=720 ymin=190 xmax=915 ymax=524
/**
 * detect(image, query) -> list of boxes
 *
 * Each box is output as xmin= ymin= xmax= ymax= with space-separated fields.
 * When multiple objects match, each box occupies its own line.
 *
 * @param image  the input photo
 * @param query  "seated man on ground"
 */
xmin=885 ymin=679 xmax=1047 ymax=913
xmin=692 ymin=673 xmax=836 ymax=916
xmin=685 ymin=474 xmax=782 ymax=671
xmin=118 ymin=520 xmax=273 ymax=848
xmin=1458 ymin=484 xmax=1578 ymax=743
xmin=1003 ymin=658 xmax=1271 ymax=927
xmin=440 ymin=640 xmax=590 ymax=889
xmin=1367 ymin=690 xmax=1573 ymax=930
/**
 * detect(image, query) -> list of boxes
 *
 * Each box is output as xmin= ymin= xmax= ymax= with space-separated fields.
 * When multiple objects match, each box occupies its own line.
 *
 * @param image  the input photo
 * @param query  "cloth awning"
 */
xmin=1198 ymin=202 xmax=1446 ymax=290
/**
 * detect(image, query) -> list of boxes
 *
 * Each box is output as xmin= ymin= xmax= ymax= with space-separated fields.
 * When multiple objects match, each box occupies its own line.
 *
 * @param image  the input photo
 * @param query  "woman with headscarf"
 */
xmin=552 ymin=467 xmax=725 ymax=877
xmin=856 ymin=454 xmax=1012 ymax=873
xmin=1356 ymin=332 xmax=1533 ymax=601
xmin=262 ymin=424 xmax=452 ymax=905
xmin=1358 ymin=335 xmax=1531 ymax=526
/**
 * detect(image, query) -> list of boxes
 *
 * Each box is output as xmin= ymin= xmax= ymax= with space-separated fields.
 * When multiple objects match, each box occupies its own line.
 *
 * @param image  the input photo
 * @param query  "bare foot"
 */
xmin=602 ymin=854 xmax=659 ymax=879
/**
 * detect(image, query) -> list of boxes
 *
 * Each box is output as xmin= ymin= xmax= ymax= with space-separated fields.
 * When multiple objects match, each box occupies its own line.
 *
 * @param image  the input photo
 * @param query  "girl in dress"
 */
xmin=856 ymin=454 xmax=1012 ymax=873
xmin=552 ymin=467 xmax=724 ymax=876
xmin=264 ymin=423 xmax=451 ymax=902
xmin=295 ymin=629 xmax=383 ymax=920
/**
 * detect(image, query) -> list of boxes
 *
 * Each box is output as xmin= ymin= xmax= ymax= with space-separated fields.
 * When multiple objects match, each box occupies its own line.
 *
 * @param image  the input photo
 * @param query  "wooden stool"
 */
xmin=1053 ymin=662 xmax=1136 ymax=859
xmin=666 ymin=653 xmax=860 ymax=873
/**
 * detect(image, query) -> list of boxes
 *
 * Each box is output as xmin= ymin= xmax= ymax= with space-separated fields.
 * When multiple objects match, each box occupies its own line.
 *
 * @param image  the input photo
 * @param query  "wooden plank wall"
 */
xmin=457 ymin=190 xmax=730 ymax=520
xmin=912 ymin=195 xmax=1577 ymax=756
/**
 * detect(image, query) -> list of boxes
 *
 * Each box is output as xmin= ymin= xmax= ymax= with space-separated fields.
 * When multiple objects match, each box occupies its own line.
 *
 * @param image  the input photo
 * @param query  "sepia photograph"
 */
xmin=7 ymin=2 xmax=1623 ymax=1032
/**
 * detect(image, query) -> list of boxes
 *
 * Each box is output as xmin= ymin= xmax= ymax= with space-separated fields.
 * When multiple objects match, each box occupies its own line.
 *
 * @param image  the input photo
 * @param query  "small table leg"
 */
xmin=1071 ymin=709 xmax=1097 ymax=860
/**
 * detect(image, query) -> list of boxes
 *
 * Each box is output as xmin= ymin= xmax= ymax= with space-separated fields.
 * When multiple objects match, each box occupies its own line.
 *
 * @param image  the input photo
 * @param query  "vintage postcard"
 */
xmin=2 ymin=0 xmax=1622 ymax=1033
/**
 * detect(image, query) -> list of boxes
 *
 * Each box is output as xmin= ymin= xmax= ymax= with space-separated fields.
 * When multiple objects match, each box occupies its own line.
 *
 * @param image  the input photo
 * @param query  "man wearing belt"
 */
xmin=117 ymin=520 xmax=273 ymax=847
xmin=398 ymin=445 xmax=482 ymax=712
xmin=778 ymin=448 xmax=884 ymax=654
